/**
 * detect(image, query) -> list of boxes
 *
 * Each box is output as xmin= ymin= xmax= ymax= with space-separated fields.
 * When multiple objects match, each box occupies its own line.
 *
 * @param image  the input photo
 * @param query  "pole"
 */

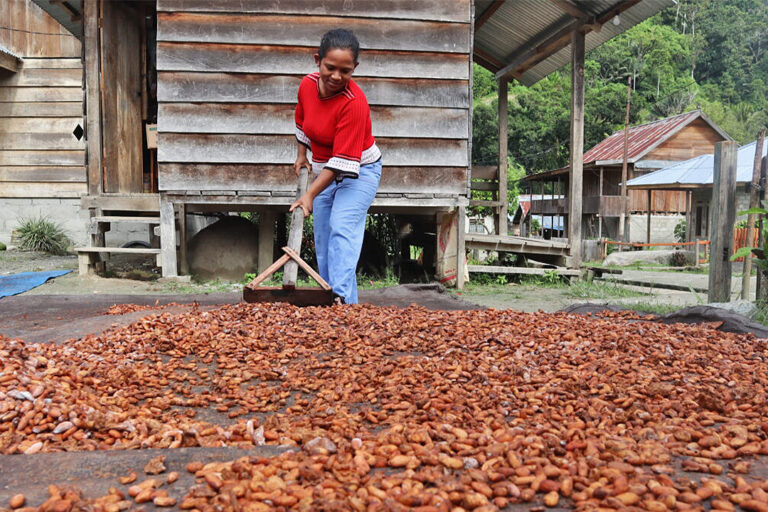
xmin=496 ymin=77 xmax=509 ymax=237
xmin=646 ymin=189 xmax=652 ymax=244
xmin=568 ymin=29 xmax=585 ymax=268
xmin=758 ymin=156 xmax=768 ymax=302
xmin=708 ymin=141 xmax=738 ymax=303
xmin=741 ymin=129 xmax=766 ymax=299
xmin=617 ymin=76 xmax=631 ymax=246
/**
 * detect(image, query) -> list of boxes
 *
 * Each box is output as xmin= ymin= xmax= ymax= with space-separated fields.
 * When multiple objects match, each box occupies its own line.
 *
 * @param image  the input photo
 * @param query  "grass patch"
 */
xmin=465 ymin=273 xmax=644 ymax=300
xmin=754 ymin=303 xmax=768 ymax=326
xmin=565 ymin=280 xmax=646 ymax=299
xmin=627 ymin=302 xmax=681 ymax=316
xmin=15 ymin=216 xmax=70 ymax=255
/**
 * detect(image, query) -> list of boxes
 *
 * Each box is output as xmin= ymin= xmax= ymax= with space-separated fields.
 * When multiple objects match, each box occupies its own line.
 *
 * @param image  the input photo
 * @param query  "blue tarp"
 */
xmin=0 ymin=270 xmax=71 ymax=299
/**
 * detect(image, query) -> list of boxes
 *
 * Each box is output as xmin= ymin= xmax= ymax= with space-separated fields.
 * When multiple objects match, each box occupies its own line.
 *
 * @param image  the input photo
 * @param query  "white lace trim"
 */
xmin=295 ymin=127 xmax=310 ymax=147
xmin=311 ymin=143 xmax=381 ymax=178
xmin=361 ymin=143 xmax=381 ymax=165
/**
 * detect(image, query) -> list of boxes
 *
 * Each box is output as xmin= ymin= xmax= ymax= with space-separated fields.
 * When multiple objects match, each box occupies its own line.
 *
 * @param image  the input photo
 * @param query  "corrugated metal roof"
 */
xmin=0 ymin=44 xmax=22 ymax=61
xmin=475 ymin=0 xmax=674 ymax=86
xmin=583 ymin=110 xmax=703 ymax=165
xmin=627 ymin=140 xmax=768 ymax=189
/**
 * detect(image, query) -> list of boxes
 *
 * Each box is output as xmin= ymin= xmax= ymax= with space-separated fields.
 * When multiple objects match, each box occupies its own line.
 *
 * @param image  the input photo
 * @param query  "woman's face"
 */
xmin=314 ymin=48 xmax=357 ymax=96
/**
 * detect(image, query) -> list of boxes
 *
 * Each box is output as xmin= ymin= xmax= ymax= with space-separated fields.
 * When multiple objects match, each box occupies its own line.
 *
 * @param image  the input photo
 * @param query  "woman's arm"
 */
xmin=290 ymin=168 xmax=336 ymax=216
xmin=294 ymin=142 xmax=310 ymax=176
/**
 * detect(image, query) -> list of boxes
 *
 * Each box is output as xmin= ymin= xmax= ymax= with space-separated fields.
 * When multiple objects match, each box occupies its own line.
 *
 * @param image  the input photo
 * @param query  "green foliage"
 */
xmin=730 ymin=207 xmax=768 ymax=273
xmin=529 ymin=218 xmax=541 ymax=236
xmin=674 ymin=219 xmax=687 ymax=243
xmin=15 ymin=216 xmax=70 ymax=255
xmin=0 ymin=242 xmax=5 ymax=251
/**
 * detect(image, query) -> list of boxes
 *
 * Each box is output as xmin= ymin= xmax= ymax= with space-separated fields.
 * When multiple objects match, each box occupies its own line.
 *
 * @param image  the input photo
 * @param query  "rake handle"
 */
xmin=283 ymin=166 xmax=309 ymax=287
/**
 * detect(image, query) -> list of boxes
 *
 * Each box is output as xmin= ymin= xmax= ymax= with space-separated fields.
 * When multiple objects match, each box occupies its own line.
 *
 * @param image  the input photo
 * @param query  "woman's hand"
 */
xmin=290 ymin=193 xmax=313 ymax=217
xmin=294 ymin=155 xmax=310 ymax=177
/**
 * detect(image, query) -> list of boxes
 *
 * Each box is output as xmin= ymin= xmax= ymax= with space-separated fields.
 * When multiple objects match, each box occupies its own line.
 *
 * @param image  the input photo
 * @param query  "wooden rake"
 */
xmin=243 ymin=167 xmax=335 ymax=306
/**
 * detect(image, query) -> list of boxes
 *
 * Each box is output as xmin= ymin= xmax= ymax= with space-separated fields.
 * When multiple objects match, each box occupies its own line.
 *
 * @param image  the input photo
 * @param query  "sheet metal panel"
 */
xmin=474 ymin=0 xmax=674 ymax=85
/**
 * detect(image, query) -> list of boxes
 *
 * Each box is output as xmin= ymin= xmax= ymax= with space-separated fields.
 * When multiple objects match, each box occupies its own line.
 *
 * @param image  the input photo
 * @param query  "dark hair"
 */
xmin=318 ymin=29 xmax=360 ymax=62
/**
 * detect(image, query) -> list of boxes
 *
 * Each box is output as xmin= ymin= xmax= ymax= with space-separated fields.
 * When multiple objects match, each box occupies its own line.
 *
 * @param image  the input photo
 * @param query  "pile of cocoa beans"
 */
xmin=2 ymin=303 xmax=768 ymax=511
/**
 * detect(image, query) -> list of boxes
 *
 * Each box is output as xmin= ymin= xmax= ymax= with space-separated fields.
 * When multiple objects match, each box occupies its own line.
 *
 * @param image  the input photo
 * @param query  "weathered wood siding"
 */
xmin=0 ymin=0 xmax=85 ymax=198
xmin=155 ymin=0 xmax=472 ymax=198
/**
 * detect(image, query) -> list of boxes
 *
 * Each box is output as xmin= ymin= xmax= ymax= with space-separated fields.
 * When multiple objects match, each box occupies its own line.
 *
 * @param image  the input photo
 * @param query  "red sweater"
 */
xmin=295 ymin=73 xmax=380 ymax=179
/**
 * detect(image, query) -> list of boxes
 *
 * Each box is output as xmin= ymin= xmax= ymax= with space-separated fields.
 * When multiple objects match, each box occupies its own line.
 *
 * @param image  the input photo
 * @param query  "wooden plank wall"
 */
xmin=155 ymin=0 xmax=472 ymax=198
xmin=646 ymin=118 xmax=726 ymax=162
xmin=0 ymin=0 xmax=85 ymax=198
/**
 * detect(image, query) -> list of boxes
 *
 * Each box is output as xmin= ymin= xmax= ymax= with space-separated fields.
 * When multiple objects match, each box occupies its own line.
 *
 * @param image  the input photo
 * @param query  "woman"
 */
xmin=290 ymin=29 xmax=381 ymax=305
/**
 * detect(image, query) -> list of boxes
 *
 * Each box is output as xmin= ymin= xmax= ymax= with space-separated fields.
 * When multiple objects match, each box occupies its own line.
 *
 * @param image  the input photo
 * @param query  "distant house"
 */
xmin=627 ymin=139 xmax=768 ymax=240
xmin=523 ymin=110 xmax=732 ymax=242
xmin=511 ymin=195 xmax=565 ymax=238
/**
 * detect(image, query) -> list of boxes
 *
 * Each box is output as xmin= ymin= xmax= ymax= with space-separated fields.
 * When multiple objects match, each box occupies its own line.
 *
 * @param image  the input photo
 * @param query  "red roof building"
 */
xmin=522 ymin=110 xmax=731 ymax=241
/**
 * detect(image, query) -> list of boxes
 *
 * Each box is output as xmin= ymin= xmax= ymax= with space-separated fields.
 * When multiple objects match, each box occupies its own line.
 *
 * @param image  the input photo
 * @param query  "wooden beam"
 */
xmin=472 ymin=48 xmax=503 ymax=73
xmin=497 ymin=0 xmax=642 ymax=80
xmin=84 ymin=0 xmax=102 ymax=196
xmin=496 ymin=77 xmax=509 ymax=236
xmin=495 ymin=18 xmax=579 ymax=79
xmin=475 ymin=0 xmax=504 ymax=30
xmin=550 ymin=0 xmax=588 ymax=19
xmin=568 ymin=30 xmax=585 ymax=268
xmin=0 ymin=51 xmax=19 ymax=72
xmin=708 ymin=141 xmax=738 ymax=303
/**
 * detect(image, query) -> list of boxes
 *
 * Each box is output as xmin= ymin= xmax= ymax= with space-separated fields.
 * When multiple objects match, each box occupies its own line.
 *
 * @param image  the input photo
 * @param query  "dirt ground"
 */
xmin=0 ymin=250 xmax=701 ymax=314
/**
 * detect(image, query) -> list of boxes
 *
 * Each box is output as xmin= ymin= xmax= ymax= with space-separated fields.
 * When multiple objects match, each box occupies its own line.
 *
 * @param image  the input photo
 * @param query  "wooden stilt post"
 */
xmin=741 ymin=129 xmax=766 ymax=299
xmin=685 ymin=190 xmax=692 ymax=242
xmin=568 ymin=29 xmax=585 ymax=268
xmin=646 ymin=189 xmax=652 ymax=244
xmin=618 ymin=76 xmax=631 ymax=245
xmin=178 ymin=203 xmax=188 ymax=275
xmin=758 ymin=156 xmax=768 ymax=302
xmin=457 ymin=205 xmax=467 ymax=290
xmin=496 ymin=77 xmax=509 ymax=237
xmin=708 ymin=141 xmax=738 ymax=303
xmin=159 ymin=195 xmax=178 ymax=277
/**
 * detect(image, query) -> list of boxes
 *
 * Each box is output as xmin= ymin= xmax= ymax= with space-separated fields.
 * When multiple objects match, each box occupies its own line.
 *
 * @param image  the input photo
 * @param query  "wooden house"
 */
xmin=523 ymin=110 xmax=731 ymax=241
xmin=0 ymin=0 xmax=84 ymax=244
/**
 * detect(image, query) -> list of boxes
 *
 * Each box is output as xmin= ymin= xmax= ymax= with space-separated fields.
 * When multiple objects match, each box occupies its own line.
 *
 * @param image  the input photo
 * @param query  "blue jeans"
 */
xmin=313 ymin=160 xmax=381 ymax=304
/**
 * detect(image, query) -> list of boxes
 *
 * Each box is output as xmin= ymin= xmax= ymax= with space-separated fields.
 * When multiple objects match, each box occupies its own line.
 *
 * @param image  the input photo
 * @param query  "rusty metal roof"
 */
xmin=582 ymin=110 xmax=726 ymax=165
xmin=474 ymin=0 xmax=674 ymax=86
